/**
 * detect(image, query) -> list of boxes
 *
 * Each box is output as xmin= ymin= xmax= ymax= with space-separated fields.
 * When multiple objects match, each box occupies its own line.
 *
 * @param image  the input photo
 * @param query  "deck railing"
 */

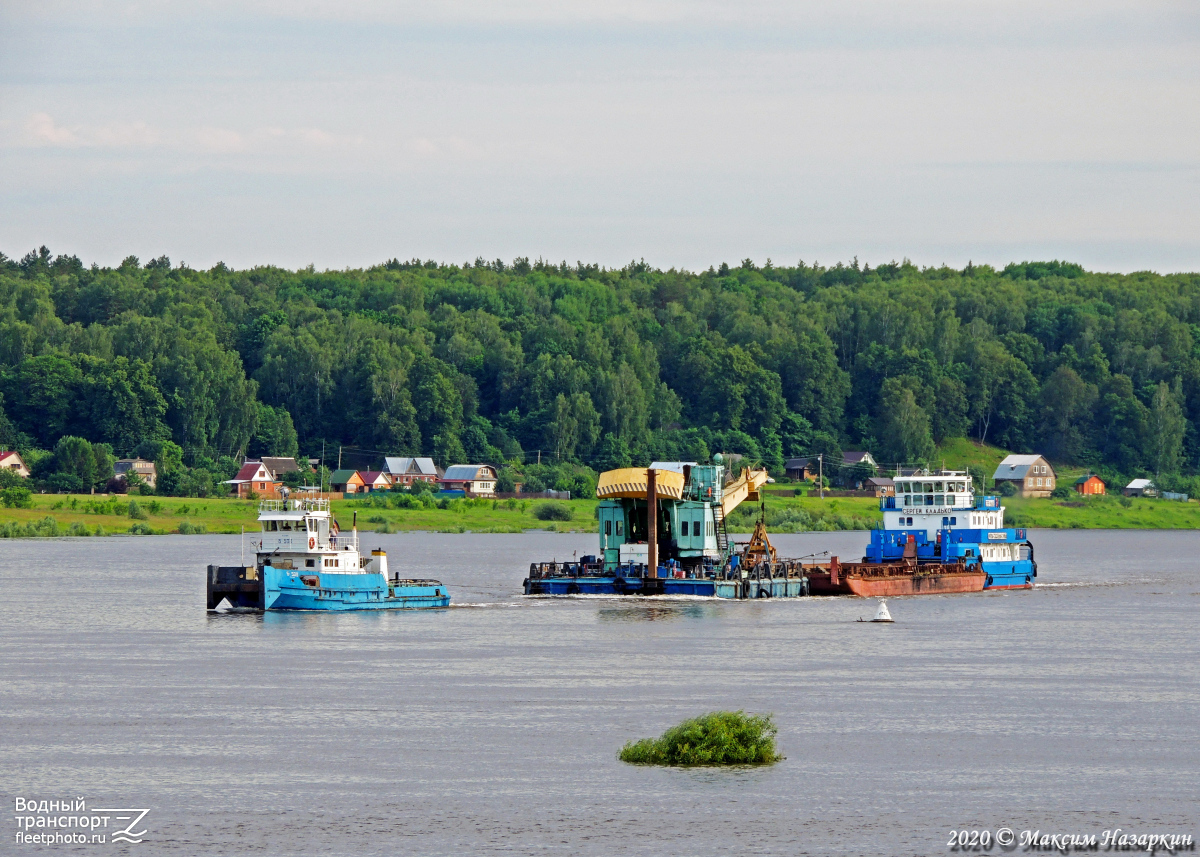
xmin=259 ymin=497 xmax=331 ymax=514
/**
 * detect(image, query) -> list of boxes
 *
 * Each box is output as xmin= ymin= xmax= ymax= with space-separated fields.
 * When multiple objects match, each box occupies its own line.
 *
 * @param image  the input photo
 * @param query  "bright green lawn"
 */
xmin=0 ymin=490 xmax=1196 ymax=538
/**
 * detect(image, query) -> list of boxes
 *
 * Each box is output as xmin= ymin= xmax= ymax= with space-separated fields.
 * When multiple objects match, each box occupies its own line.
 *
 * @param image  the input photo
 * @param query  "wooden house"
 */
xmin=1074 ymin=474 xmax=1105 ymax=495
xmin=784 ymin=457 xmax=814 ymax=480
xmin=358 ymin=470 xmax=393 ymax=493
xmin=992 ymin=454 xmax=1056 ymax=498
xmin=865 ymin=476 xmax=895 ymax=497
xmin=329 ymin=469 xmax=366 ymax=494
xmin=439 ymin=464 xmax=498 ymax=496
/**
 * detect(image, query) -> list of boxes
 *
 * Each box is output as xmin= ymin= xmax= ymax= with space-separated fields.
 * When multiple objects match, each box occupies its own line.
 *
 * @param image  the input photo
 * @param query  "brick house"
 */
xmin=224 ymin=460 xmax=282 ymax=498
xmin=992 ymin=454 xmax=1056 ymax=498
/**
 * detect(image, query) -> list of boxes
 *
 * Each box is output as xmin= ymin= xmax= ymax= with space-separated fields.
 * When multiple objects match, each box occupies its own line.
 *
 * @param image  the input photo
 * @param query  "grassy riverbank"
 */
xmin=0 ymin=490 xmax=1197 ymax=538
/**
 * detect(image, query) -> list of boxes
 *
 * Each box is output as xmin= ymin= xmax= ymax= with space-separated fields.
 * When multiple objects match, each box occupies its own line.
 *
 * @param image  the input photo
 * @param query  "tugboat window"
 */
xmin=615 ymin=521 xmax=623 ymax=536
xmin=681 ymin=521 xmax=689 ymax=537
xmin=605 ymin=520 xmax=612 ymax=536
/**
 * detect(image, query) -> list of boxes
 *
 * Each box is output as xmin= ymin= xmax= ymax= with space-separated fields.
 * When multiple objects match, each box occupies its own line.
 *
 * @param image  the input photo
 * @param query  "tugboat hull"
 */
xmin=264 ymin=566 xmax=449 ymax=610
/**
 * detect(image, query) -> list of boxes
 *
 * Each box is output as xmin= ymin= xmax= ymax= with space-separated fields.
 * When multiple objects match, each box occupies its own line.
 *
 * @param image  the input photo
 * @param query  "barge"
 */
xmin=207 ymin=496 xmax=450 ymax=611
xmin=523 ymin=459 xmax=1036 ymax=599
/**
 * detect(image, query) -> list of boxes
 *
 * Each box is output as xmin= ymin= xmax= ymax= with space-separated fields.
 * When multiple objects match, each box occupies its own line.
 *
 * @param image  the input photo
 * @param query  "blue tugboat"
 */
xmin=873 ymin=470 xmax=1036 ymax=590
xmin=207 ymin=496 xmax=450 ymax=611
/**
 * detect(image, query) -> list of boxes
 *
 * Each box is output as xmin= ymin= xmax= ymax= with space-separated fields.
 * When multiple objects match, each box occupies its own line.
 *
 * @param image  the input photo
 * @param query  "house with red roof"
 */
xmin=358 ymin=471 xmax=393 ymax=493
xmin=223 ymin=460 xmax=282 ymax=499
xmin=0 ymin=451 xmax=30 ymax=478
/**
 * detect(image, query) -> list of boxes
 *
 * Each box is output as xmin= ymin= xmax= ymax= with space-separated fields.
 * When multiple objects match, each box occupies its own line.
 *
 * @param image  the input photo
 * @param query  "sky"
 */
xmin=1 ymin=1 xmax=1198 ymax=273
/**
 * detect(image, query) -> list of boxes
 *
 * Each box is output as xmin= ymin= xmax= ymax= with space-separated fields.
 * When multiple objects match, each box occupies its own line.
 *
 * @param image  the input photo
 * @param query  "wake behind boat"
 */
xmin=207 ymin=495 xmax=449 ymax=611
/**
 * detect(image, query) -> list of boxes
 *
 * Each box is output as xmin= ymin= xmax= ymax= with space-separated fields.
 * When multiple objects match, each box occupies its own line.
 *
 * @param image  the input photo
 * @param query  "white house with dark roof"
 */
xmin=992 ymin=454 xmax=1056 ymax=498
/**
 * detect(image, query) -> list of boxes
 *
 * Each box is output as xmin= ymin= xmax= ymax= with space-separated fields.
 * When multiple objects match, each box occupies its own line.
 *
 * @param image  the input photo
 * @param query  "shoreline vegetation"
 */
xmin=0 ymin=488 xmax=1197 ymax=538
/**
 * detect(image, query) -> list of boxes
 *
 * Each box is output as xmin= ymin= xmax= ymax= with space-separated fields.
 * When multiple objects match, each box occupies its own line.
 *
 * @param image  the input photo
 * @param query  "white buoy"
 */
xmin=872 ymin=599 xmax=894 ymax=623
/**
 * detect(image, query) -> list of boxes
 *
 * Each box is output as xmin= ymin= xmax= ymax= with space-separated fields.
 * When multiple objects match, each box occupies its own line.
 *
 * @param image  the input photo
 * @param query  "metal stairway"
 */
xmin=713 ymin=504 xmax=730 ymax=559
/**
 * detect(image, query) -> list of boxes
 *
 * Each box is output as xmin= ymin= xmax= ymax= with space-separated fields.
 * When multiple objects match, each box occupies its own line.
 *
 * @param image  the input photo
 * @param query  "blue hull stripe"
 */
xmin=264 ymin=566 xmax=449 ymax=610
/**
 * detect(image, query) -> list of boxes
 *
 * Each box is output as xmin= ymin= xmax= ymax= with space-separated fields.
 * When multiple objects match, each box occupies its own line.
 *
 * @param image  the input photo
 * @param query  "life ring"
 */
xmin=309 ymin=537 xmax=316 ymax=549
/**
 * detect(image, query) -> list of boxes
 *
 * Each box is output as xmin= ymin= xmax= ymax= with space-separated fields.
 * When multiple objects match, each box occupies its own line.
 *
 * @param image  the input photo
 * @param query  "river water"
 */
xmin=2 ymin=530 xmax=1197 ymax=855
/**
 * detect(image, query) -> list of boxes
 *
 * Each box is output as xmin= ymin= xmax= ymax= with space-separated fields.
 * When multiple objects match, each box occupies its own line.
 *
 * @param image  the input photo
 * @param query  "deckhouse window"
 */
xmin=681 ymin=521 xmax=689 ymax=537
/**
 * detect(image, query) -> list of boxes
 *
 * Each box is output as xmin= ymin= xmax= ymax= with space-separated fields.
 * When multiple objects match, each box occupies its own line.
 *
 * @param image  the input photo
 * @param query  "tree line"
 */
xmin=1 ymin=247 xmax=1198 ymax=495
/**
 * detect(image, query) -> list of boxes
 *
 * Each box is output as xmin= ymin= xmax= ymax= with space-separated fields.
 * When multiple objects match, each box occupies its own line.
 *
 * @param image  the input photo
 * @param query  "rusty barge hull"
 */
xmin=801 ymin=556 xmax=986 ymax=597
xmin=843 ymin=570 xmax=985 ymax=596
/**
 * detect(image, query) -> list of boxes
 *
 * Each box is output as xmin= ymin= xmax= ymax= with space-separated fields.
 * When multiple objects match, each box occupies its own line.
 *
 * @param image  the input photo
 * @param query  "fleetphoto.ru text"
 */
xmin=13 ymin=797 xmax=150 ymax=846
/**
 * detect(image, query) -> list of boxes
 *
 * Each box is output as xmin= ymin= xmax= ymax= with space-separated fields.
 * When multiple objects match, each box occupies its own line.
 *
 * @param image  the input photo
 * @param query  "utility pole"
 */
xmin=818 ymin=453 xmax=824 ymax=500
xmin=337 ymin=445 xmax=342 ymax=470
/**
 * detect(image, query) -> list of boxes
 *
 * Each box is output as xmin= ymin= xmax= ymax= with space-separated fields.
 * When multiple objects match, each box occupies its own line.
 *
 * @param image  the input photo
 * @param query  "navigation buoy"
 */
xmin=872 ymin=600 xmax=894 ymax=623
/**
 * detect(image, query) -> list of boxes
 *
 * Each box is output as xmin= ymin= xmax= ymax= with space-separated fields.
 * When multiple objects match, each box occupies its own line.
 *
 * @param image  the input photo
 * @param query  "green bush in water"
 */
xmin=533 ymin=501 xmax=573 ymax=521
xmin=178 ymin=520 xmax=207 ymax=534
xmin=618 ymin=711 xmax=784 ymax=767
xmin=128 ymin=522 xmax=154 ymax=535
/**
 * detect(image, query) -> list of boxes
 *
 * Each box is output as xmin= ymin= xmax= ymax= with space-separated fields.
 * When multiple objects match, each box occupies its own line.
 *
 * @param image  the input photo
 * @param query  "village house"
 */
xmin=1123 ymin=478 xmax=1157 ymax=498
xmin=357 ymin=470 xmax=393 ymax=493
xmin=992 ymin=454 xmax=1056 ymax=498
xmin=865 ymin=476 xmax=895 ymax=498
xmin=784 ymin=457 xmax=815 ymax=480
xmin=843 ymin=451 xmax=878 ymax=469
xmin=261 ymin=457 xmax=301 ymax=481
xmin=329 ymin=469 xmax=366 ymax=494
xmin=1074 ymin=474 xmax=1105 ymax=496
xmin=0 ymin=450 xmax=30 ymax=478
xmin=113 ymin=458 xmax=157 ymax=489
xmin=839 ymin=450 xmax=879 ymax=488
xmin=224 ymin=460 xmax=282 ymax=499
xmin=439 ymin=464 xmax=498 ymax=496
xmin=383 ymin=456 xmax=441 ymax=487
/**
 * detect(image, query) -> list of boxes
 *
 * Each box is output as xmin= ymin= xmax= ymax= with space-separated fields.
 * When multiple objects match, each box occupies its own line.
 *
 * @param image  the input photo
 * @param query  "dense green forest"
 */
xmin=2 ymin=247 xmax=1199 ymax=496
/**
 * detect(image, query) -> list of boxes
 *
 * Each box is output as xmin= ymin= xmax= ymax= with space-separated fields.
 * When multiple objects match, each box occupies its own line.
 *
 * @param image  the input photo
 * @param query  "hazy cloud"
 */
xmin=2 ymin=1 xmax=1197 ymax=270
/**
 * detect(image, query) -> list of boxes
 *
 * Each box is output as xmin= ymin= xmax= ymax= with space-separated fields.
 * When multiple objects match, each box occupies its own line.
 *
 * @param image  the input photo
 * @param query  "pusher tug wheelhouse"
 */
xmin=207 ymin=495 xmax=450 ymax=611
xmin=875 ymin=469 xmax=1037 ymax=591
